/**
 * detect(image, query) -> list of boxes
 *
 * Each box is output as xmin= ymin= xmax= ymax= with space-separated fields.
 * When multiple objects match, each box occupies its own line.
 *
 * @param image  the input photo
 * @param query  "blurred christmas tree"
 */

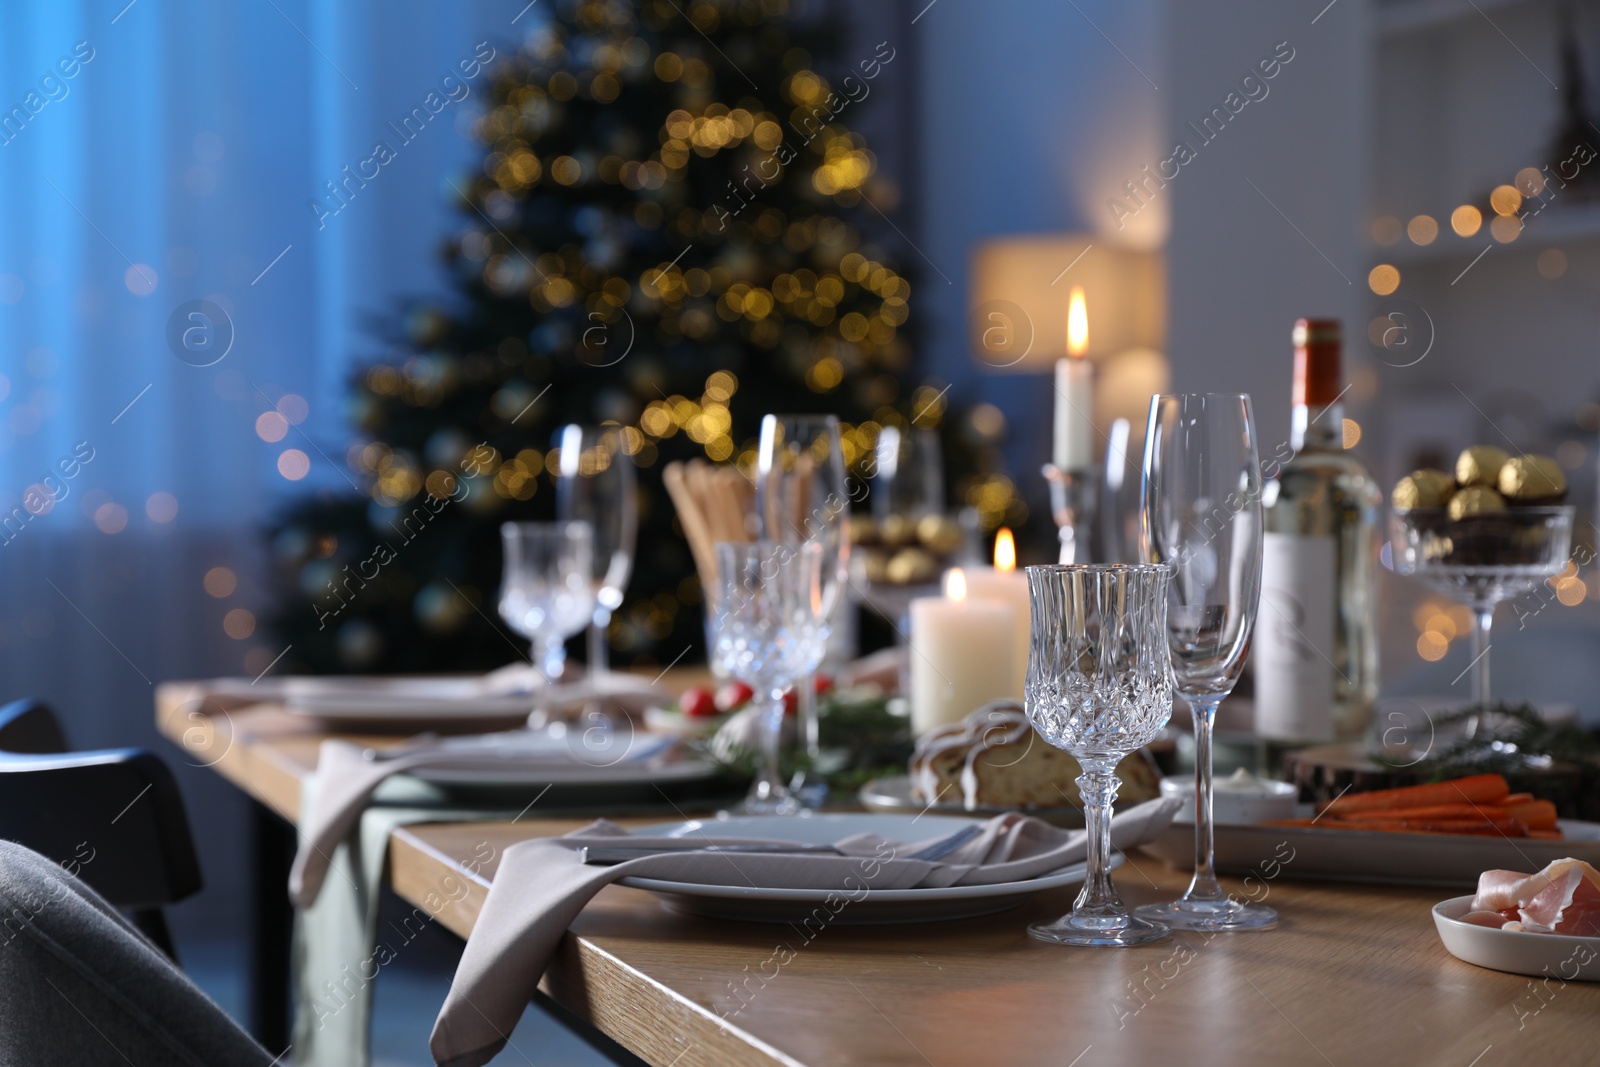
xmin=268 ymin=0 xmax=1022 ymax=674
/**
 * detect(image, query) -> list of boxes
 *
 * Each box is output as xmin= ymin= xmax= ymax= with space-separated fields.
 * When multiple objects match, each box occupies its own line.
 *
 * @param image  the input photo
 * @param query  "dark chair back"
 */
xmin=0 ymin=699 xmax=202 ymax=957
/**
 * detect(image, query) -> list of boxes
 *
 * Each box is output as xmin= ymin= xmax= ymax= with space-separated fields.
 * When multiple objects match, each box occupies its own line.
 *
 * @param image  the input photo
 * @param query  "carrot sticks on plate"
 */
xmin=1273 ymin=773 xmax=1567 ymax=840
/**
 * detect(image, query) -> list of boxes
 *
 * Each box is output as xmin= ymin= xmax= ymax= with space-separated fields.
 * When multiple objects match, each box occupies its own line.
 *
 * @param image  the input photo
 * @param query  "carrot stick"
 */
xmin=1338 ymin=803 xmax=1504 ymax=822
xmin=1318 ymin=774 xmax=1509 ymax=816
xmin=1503 ymin=800 xmax=1558 ymax=831
xmin=1501 ymin=793 xmax=1534 ymax=805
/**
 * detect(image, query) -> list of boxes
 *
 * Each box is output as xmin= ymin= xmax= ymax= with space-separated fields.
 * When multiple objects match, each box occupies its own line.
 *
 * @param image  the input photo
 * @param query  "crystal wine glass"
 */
xmin=1389 ymin=504 xmax=1574 ymax=742
xmin=1134 ymin=393 xmax=1276 ymax=932
xmin=1024 ymin=563 xmax=1175 ymax=947
xmin=755 ymin=414 xmax=850 ymax=791
xmin=553 ymin=424 xmax=637 ymax=679
xmin=706 ymin=540 xmax=826 ymax=815
xmin=499 ymin=522 xmax=597 ymax=720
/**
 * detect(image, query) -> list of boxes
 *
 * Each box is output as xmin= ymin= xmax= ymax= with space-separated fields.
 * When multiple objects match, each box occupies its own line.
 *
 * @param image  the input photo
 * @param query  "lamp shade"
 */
xmin=969 ymin=235 xmax=1164 ymax=370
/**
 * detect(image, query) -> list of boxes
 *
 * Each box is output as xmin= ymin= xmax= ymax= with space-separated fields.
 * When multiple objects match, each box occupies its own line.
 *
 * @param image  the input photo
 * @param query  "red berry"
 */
xmin=679 ymin=687 xmax=717 ymax=718
xmin=782 ymin=687 xmax=798 ymax=716
xmin=714 ymin=681 xmax=754 ymax=712
xmin=813 ymin=674 xmax=834 ymax=697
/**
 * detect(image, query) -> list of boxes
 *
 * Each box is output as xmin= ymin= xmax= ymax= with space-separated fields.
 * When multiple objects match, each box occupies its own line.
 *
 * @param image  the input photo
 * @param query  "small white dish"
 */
xmin=617 ymin=813 xmax=1107 ymax=924
xmin=1159 ymin=774 xmax=1297 ymax=825
xmin=1432 ymin=895 xmax=1600 ymax=980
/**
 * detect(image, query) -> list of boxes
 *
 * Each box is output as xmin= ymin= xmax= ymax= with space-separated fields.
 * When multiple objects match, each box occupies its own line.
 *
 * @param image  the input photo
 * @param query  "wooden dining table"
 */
xmin=156 ymin=679 xmax=1599 ymax=1067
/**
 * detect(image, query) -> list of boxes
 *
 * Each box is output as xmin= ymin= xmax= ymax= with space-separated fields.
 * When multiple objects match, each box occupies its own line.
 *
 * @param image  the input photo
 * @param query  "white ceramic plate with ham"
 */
xmin=1434 ymin=898 xmax=1600 ymax=980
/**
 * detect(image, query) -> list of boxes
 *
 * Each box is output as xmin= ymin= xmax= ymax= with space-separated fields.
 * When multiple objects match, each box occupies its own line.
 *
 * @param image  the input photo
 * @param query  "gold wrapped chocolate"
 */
xmin=1447 ymin=486 xmax=1507 ymax=520
xmin=886 ymin=547 xmax=938 ymax=585
xmin=1498 ymin=454 xmax=1567 ymax=502
xmin=1455 ymin=446 xmax=1510 ymax=488
xmin=1392 ymin=469 xmax=1454 ymax=510
xmin=916 ymin=513 xmax=964 ymax=554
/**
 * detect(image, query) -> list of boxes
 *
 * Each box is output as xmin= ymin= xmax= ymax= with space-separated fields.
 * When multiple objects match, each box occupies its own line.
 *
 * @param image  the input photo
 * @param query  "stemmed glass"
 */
xmin=755 ymin=415 xmax=851 ymax=787
xmin=706 ymin=541 xmax=826 ymax=815
xmin=1024 ymin=564 xmax=1176 ymax=947
xmin=871 ymin=425 xmax=944 ymax=524
xmin=498 ymin=521 xmax=597 ymax=721
xmin=1390 ymin=504 xmax=1574 ymax=743
xmin=553 ymin=424 xmax=637 ymax=679
xmin=1134 ymin=393 xmax=1275 ymax=932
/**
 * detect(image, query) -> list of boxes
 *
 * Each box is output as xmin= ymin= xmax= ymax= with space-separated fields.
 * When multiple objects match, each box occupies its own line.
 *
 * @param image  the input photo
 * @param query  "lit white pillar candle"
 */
xmin=1052 ymin=286 xmax=1094 ymax=470
xmin=958 ymin=527 xmax=1031 ymax=696
xmin=909 ymin=568 xmax=1018 ymax=736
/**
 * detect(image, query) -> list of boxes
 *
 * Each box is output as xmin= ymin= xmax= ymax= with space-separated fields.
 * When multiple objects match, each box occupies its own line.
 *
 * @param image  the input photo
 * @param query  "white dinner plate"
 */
xmin=616 ymin=813 xmax=1106 ymax=924
xmin=281 ymin=676 xmax=535 ymax=724
xmin=1433 ymin=895 xmax=1600 ymax=980
xmin=400 ymin=730 xmax=723 ymax=789
xmin=1140 ymin=807 xmax=1600 ymax=887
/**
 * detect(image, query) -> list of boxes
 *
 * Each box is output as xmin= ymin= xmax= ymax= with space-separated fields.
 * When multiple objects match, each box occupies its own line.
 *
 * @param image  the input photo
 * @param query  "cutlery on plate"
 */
xmin=579 ymin=823 xmax=984 ymax=866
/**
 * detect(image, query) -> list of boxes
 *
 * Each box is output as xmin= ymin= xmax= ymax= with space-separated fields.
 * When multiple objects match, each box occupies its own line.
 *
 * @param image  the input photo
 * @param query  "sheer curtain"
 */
xmin=0 ymin=0 xmax=517 ymax=931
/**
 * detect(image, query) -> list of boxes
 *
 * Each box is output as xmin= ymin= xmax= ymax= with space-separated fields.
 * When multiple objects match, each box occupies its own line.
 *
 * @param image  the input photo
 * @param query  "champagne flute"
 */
xmin=706 ymin=541 xmax=826 ymax=815
xmin=1133 ymin=393 xmax=1275 ymax=932
xmin=755 ymin=415 xmax=851 ymax=784
xmin=553 ymin=424 xmax=637 ymax=679
xmin=1024 ymin=563 xmax=1175 ymax=947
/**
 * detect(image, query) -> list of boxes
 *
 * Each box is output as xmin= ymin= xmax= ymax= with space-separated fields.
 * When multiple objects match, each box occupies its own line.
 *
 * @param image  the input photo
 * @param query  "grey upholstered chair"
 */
xmin=0 ymin=838 xmax=273 ymax=1065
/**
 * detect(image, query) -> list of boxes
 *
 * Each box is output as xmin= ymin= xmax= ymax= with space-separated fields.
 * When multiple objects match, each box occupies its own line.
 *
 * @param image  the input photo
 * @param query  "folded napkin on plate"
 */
xmin=429 ymin=797 xmax=1179 ymax=1067
xmin=289 ymin=730 xmax=675 ymax=909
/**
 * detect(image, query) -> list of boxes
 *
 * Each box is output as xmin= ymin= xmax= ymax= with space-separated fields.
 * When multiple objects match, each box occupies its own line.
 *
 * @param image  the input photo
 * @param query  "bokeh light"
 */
xmin=1367 ymin=264 xmax=1400 ymax=296
xmin=204 ymin=567 xmax=237 ymax=598
xmin=1371 ymin=216 xmax=1403 ymax=246
xmin=1537 ymin=248 xmax=1567 ymax=279
xmin=124 ymin=264 xmax=158 ymax=296
xmin=1406 ymin=215 xmax=1438 ymax=245
xmin=256 ymin=411 xmax=289 ymax=442
xmin=1451 ymin=205 xmax=1482 ymax=236
xmin=93 ymin=502 xmax=128 ymax=534
xmin=1417 ymin=631 xmax=1448 ymax=661
xmin=223 ymin=608 xmax=256 ymax=639
xmin=278 ymin=449 xmax=310 ymax=480
xmin=145 ymin=492 xmax=179 ymax=522
xmin=1489 ymin=185 xmax=1522 ymax=216
xmin=1489 ymin=215 xmax=1521 ymax=243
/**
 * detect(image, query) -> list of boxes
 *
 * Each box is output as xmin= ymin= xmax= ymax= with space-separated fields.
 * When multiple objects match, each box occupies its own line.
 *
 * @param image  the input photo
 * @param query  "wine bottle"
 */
xmin=1255 ymin=319 xmax=1380 ymax=774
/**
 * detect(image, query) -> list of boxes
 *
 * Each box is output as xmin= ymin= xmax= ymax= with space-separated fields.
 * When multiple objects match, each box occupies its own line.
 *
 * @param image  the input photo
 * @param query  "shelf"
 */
xmin=1376 ymin=0 xmax=1546 ymax=39
xmin=1372 ymin=202 xmax=1600 ymax=265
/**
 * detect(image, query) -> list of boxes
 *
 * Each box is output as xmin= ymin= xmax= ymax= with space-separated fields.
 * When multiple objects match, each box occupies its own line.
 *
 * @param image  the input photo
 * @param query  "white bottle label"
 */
xmin=1255 ymin=532 xmax=1337 ymax=741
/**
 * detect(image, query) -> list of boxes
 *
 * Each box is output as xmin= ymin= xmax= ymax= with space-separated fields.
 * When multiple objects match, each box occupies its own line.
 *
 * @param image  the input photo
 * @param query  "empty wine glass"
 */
xmin=553 ymin=424 xmax=637 ymax=678
xmin=756 ymin=415 xmax=850 ymax=794
xmin=499 ymin=522 xmax=596 ymax=713
xmin=1024 ymin=563 xmax=1175 ymax=947
xmin=1134 ymin=393 xmax=1275 ymax=932
xmin=706 ymin=540 xmax=826 ymax=815
xmin=871 ymin=425 xmax=944 ymax=524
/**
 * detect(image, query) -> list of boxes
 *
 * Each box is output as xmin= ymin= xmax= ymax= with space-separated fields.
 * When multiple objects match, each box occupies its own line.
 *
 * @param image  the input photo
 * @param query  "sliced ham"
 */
xmin=1468 ymin=859 xmax=1600 ymax=935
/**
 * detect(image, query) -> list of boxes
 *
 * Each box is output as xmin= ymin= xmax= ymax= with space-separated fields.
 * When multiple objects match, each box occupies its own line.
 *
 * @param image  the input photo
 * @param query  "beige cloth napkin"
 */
xmin=289 ymin=730 xmax=676 ymax=908
xmin=429 ymin=798 xmax=1179 ymax=1067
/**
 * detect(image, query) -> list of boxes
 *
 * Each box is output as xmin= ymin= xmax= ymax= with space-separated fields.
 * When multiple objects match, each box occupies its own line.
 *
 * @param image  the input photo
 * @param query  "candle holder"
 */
xmin=1042 ymin=464 xmax=1100 ymax=564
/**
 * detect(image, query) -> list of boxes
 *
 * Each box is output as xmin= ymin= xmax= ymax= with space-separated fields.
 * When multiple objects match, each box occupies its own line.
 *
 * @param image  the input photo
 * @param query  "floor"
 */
xmin=180 ymin=901 xmax=615 ymax=1067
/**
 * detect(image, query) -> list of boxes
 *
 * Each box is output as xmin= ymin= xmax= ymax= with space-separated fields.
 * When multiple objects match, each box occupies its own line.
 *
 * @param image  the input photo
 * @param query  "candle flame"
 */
xmin=993 ymin=528 xmax=1016 ymax=572
xmin=1066 ymin=286 xmax=1088 ymax=358
xmin=946 ymin=567 xmax=967 ymax=602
